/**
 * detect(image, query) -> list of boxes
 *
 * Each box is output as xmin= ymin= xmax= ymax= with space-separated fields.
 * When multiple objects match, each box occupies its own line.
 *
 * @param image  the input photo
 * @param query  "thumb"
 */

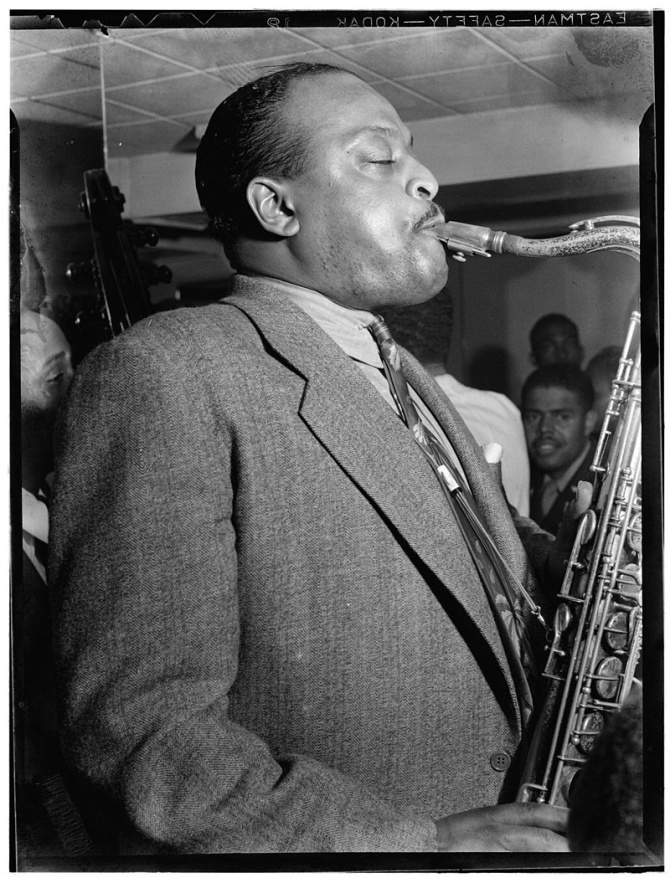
xmin=547 ymin=481 xmax=594 ymax=589
xmin=571 ymin=480 xmax=593 ymax=519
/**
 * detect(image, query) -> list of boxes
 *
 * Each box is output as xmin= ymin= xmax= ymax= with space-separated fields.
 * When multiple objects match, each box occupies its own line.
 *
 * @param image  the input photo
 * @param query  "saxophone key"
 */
xmin=591 ymin=656 xmax=624 ymax=701
xmin=571 ymin=709 xmax=606 ymax=754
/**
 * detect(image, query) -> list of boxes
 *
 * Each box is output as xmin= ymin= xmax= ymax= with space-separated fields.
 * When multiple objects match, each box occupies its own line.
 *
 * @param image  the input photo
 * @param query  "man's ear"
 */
xmin=246 ymin=177 xmax=299 ymax=237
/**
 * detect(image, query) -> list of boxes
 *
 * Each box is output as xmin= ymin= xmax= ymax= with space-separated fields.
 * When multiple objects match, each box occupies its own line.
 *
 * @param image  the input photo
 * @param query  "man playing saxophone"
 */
xmin=51 ymin=62 xmax=598 ymax=855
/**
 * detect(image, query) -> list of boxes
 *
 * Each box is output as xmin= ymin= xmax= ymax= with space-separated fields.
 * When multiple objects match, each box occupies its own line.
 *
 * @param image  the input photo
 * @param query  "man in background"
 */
xmin=384 ymin=287 xmax=530 ymax=515
xmin=17 ymin=306 xmax=103 ymax=858
xmin=522 ymin=366 xmax=597 ymax=535
xmin=529 ymin=313 xmax=584 ymax=369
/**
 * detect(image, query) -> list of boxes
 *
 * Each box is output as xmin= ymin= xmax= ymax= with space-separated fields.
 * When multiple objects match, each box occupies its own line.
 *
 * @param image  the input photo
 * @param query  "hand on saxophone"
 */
xmin=435 ymin=802 xmax=569 ymax=852
xmin=546 ymin=480 xmax=594 ymax=589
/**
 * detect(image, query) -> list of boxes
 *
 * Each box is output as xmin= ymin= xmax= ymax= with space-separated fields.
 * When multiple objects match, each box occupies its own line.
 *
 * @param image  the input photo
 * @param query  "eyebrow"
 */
xmin=43 ymin=352 xmax=69 ymax=368
xmin=355 ymin=125 xmax=414 ymax=148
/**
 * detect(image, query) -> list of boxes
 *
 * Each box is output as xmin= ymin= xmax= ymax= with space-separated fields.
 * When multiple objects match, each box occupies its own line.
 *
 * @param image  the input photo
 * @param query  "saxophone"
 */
xmin=435 ymin=216 xmax=642 ymax=808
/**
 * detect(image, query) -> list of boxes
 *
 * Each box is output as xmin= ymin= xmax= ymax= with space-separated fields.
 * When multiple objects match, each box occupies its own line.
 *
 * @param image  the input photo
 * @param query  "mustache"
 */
xmin=413 ymin=204 xmax=445 ymax=232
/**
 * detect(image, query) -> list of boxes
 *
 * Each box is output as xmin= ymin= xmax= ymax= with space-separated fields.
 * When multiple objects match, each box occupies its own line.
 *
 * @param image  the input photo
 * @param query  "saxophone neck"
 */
xmin=434 ymin=216 xmax=641 ymax=262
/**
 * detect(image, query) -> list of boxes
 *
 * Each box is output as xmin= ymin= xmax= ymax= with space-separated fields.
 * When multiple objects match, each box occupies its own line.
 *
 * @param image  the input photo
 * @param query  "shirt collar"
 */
xmin=543 ymin=440 xmax=593 ymax=493
xmin=262 ymin=277 xmax=383 ymax=369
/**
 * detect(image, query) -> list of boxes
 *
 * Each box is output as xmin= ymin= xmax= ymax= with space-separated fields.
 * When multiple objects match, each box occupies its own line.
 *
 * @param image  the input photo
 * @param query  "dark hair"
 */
xmin=568 ymin=689 xmax=643 ymax=854
xmin=195 ymin=62 xmax=355 ymax=268
xmin=521 ymin=365 xmax=595 ymax=412
xmin=529 ymin=313 xmax=580 ymax=352
xmin=586 ymin=345 xmax=621 ymax=381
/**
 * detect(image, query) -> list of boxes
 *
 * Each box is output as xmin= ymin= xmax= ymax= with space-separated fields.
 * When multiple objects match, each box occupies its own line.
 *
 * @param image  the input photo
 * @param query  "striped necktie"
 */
xmin=368 ymin=315 xmax=536 ymax=725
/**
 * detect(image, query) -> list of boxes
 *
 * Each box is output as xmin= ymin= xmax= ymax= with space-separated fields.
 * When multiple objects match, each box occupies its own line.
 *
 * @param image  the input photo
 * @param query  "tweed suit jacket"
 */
xmin=49 ymin=275 xmax=553 ymax=854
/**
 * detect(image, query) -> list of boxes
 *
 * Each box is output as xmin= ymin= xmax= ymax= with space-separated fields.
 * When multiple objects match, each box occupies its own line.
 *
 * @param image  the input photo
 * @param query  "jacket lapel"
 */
xmin=224 ymin=277 xmax=520 ymax=727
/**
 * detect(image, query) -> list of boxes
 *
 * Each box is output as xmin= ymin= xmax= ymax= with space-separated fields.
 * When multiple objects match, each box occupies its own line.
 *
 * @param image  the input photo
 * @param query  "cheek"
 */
xmin=347 ymin=204 xmax=405 ymax=252
xmin=561 ymin=428 xmax=582 ymax=448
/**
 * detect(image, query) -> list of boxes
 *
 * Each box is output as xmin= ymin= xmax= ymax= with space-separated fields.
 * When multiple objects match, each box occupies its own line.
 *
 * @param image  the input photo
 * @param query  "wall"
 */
xmin=411 ymin=99 xmax=645 ymax=186
xmin=446 ymin=248 xmax=639 ymax=406
xmin=430 ymin=166 xmax=641 ymax=405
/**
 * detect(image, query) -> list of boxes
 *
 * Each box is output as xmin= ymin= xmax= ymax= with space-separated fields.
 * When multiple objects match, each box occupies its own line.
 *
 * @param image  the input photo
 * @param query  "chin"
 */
xmin=416 ymin=268 xmax=449 ymax=304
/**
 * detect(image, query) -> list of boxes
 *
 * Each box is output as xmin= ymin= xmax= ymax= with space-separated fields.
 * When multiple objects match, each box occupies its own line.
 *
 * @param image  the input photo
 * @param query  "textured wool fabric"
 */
xmin=49 ymin=275 xmax=554 ymax=853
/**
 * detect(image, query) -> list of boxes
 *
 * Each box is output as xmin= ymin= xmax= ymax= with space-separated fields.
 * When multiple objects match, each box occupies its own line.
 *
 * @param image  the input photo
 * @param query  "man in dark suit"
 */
xmin=50 ymin=62 xmax=586 ymax=854
xmin=17 ymin=307 xmax=112 ymax=858
xmin=522 ymin=366 xmax=597 ymax=535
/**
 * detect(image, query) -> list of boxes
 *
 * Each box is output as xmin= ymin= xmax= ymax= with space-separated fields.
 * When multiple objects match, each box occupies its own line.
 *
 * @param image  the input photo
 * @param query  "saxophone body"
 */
xmin=435 ymin=217 xmax=642 ymax=808
xmin=517 ymin=308 xmax=641 ymax=807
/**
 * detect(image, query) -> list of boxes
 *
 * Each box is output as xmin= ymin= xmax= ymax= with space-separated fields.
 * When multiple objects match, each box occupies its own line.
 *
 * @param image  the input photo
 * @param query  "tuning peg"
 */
xmin=66 ymin=260 xmax=94 ymax=281
xmin=111 ymin=186 xmax=126 ymax=209
xmin=141 ymin=263 xmax=173 ymax=287
xmin=156 ymin=264 xmax=172 ymax=284
xmin=128 ymin=226 xmax=160 ymax=248
xmin=78 ymin=192 xmax=90 ymax=220
xmin=142 ymin=226 xmax=159 ymax=247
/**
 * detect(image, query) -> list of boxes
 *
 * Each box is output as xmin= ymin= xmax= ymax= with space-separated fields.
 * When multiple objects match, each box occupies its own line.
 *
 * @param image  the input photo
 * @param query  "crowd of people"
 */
xmin=15 ymin=61 xmax=645 ymax=863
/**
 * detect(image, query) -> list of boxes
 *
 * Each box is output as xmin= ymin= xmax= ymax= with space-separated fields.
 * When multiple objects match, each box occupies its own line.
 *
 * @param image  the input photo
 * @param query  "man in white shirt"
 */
xmin=384 ymin=290 xmax=530 ymax=515
xmin=20 ymin=308 xmax=74 ymax=581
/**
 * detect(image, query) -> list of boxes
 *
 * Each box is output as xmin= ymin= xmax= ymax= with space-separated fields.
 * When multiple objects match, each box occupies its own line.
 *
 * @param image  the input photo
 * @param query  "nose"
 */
xmin=538 ymin=413 xmax=556 ymax=434
xmin=406 ymin=156 xmax=439 ymax=201
xmin=62 ymin=359 xmax=75 ymax=393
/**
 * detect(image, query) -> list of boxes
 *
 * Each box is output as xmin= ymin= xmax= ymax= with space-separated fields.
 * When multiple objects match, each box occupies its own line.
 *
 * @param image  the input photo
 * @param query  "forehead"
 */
xmin=285 ymin=72 xmax=409 ymax=143
xmin=525 ymin=385 xmax=582 ymax=409
xmin=535 ymin=324 xmax=578 ymax=344
xmin=21 ymin=317 xmax=69 ymax=362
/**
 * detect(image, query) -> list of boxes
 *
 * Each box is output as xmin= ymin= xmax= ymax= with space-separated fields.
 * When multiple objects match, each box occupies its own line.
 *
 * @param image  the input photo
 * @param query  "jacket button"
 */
xmin=490 ymin=751 xmax=511 ymax=772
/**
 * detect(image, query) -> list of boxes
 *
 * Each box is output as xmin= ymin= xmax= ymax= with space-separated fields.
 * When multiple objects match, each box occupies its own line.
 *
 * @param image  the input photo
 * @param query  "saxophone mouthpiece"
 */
xmin=433 ymin=221 xmax=507 ymax=261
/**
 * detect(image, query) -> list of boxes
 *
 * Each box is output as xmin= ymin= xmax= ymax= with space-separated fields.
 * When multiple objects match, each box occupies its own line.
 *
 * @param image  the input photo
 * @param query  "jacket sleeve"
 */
xmin=48 ymin=330 xmax=437 ymax=854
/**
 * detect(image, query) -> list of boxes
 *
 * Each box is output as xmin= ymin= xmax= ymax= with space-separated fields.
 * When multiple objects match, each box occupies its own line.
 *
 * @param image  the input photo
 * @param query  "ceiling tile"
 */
xmin=9 ymin=28 xmax=101 ymax=54
xmin=106 ymin=71 xmax=233 ymax=118
xmin=106 ymin=119 xmax=192 ymax=157
xmin=401 ymin=63 xmax=561 ymax=106
xmin=100 ymin=39 xmax=196 ymax=88
xmin=11 ymin=35 xmax=48 ymax=58
xmin=32 ymin=89 xmax=103 ymax=122
xmin=481 ymin=27 xmax=577 ymax=61
xmin=103 ymin=100 xmax=154 ymax=125
xmin=528 ymin=55 xmax=617 ymax=100
xmin=371 ymin=81 xmax=456 ymax=122
xmin=448 ymin=88 xmax=563 ymax=114
xmin=121 ymin=27 xmax=309 ymax=69
xmin=207 ymin=47 xmax=383 ymax=90
xmin=294 ymin=27 xmax=427 ymax=50
xmin=528 ymin=45 xmax=654 ymax=103
xmin=10 ymin=48 xmax=101 ymax=99
xmin=336 ymin=29 xmax=506 ymax=79
xmin=9 ymin=23 xmax=655 ymax=165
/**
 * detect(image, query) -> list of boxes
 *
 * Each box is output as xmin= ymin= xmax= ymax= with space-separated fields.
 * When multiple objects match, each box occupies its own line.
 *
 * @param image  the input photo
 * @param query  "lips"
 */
xmin=416 ymin=208 xmax=446 ymax=232
xmin=533 ymin=441 xmax=560 ymax=455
